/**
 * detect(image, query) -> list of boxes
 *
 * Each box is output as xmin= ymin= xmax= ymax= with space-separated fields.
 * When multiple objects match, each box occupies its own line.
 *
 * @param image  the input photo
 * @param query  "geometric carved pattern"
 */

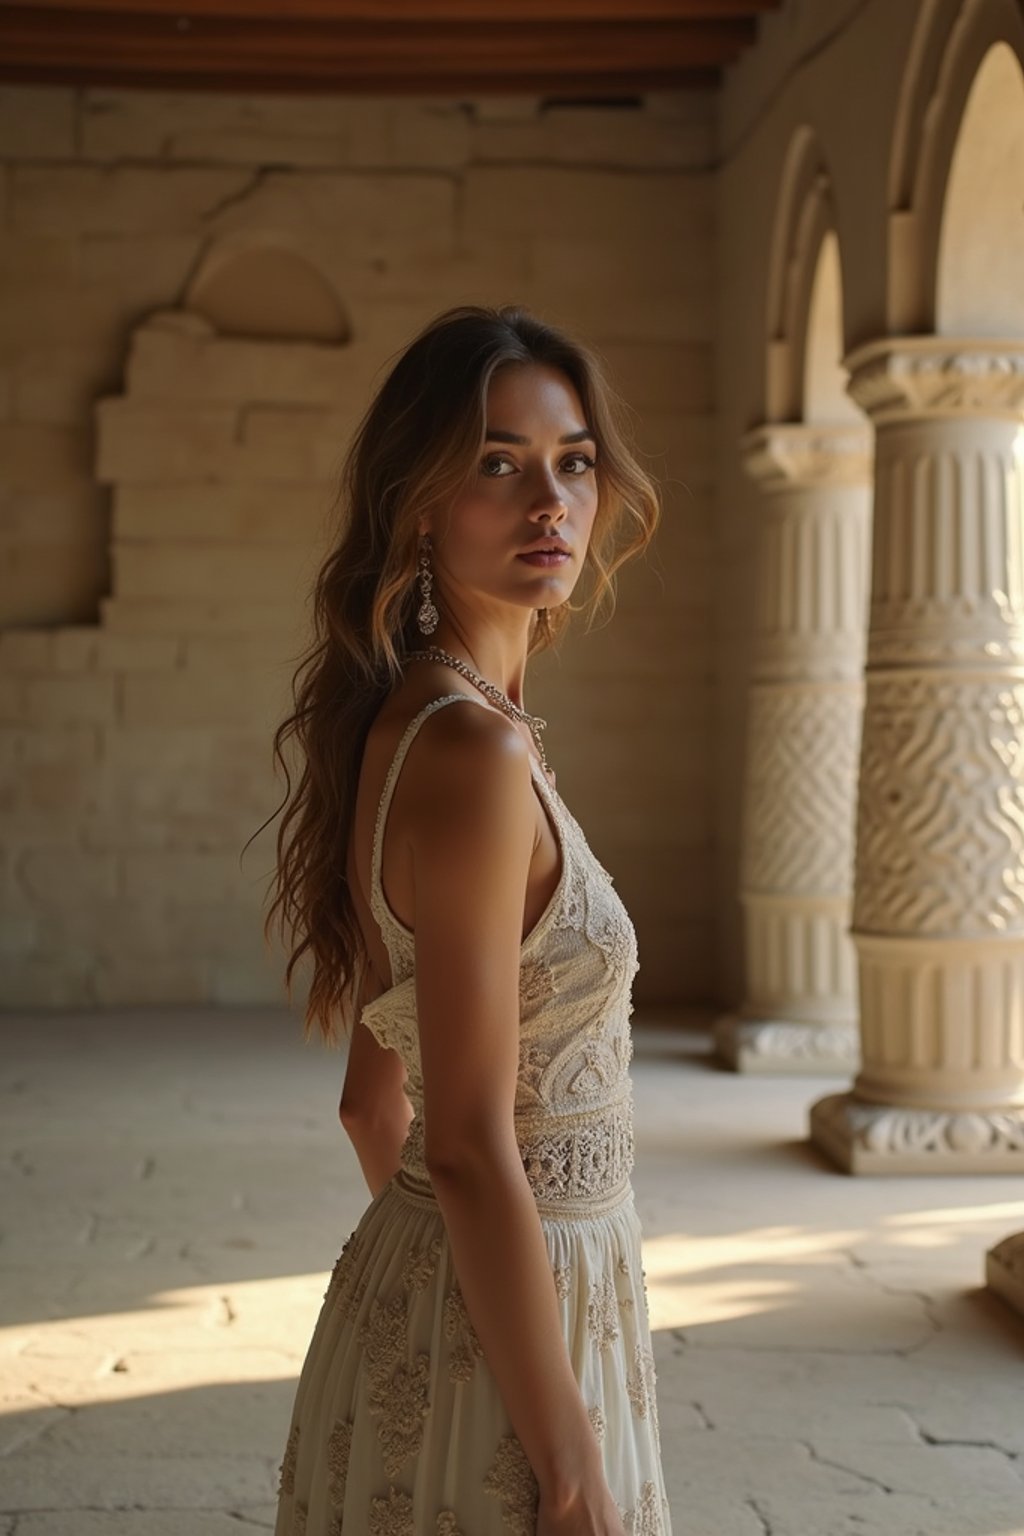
xmin=743 ymin=683 xmax=862 ymax=895
xmin=853 ymin=676 xmax=1024 ymax=935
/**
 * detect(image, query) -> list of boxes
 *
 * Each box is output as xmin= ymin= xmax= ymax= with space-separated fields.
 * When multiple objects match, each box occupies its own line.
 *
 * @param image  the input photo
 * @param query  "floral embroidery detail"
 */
xmin=369 ymin=1483 xmax=415 ymax=1536
xmin=402 ymin=1235 xmax=442 ymax=1291
xmin=327 ymin=1417 xmax=353 ymax=1507
xmin=443 ymin=1280 xmax=485 ymax=1383
xmin=617 ymin=1255 xmax=631 ymax=1276
xmin=588 ymin=1402 xmax=606 ymax=1443
xmin=358 ymin=1293 xmax=408 ymax=1378
xmin=587 ymin=1273 xmax=620 ymax=1351
xmin=368 ymin=1353 xmax=432 ymax=1475
xmin=551 ymin=1263 xmax=572 ymax=1300
xmin=623 ymin=1480 xmax=664 ymax=1535
xmin=357 ymin=1292 xmax=432 ymax=1473
xmin=436 ymin=1513 xmax=465 ymax=1535
xmin=291 ymin=1499 xmax=308 ymax=1535
xmin=483 ymin=1433 xmax=540 ymax=1535
xmin=626 ymin=1340 xmax=660 ymax=1443
xmin=278 ymin=1421 xmax=300 ymax=1495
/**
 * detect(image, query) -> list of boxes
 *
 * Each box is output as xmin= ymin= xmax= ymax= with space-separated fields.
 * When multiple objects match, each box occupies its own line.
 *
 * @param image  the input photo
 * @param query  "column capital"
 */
xmin=739 ymin=421 xmax=872 ymax=491
xmin=843 ymin=336 xmax=1024 ymax=422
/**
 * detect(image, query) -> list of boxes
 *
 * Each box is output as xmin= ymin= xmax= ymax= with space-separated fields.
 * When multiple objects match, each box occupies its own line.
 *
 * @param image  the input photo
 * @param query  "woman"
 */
xmin=263 ymin=304 xmax=671 ymax=1535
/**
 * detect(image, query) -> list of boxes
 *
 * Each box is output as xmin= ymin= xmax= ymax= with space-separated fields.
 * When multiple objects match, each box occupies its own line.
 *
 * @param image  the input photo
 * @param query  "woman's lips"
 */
xmin=516 ymin=551 xmax=570 ymax=567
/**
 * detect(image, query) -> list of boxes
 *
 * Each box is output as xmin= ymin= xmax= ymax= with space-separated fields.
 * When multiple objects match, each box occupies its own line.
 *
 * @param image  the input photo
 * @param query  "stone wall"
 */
xmin=0 ymin=85 xmax=716 ymax=1009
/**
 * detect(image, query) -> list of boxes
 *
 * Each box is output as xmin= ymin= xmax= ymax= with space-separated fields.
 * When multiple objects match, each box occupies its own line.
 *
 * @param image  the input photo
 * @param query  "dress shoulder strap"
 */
xmin=369 ymin=693 xmax=485 ymax=958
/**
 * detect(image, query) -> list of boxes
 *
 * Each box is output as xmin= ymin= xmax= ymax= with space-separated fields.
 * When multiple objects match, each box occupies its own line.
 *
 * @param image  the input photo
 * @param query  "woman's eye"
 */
xmin=563 ymin=453 xmax=597 ymax=474
xmin=480 ymin=454 xmax=513 ymax=477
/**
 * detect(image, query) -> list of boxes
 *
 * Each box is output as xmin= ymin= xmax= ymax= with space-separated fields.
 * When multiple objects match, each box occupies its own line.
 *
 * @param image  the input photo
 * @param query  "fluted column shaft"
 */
xmin=811 ymin=337 xmax=1024 ymax=1172
xmin=716 ymin=424 xmax=872 ymax=1073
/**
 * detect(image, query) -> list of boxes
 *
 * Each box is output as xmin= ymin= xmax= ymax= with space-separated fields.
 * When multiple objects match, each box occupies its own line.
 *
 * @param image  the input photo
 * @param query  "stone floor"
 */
xmin=1 ymin=1006 xmax=1022 ymax=1536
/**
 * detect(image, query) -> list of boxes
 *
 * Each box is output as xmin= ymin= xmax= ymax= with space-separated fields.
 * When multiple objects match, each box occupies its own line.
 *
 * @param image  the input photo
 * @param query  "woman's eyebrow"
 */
xmin=484 ymin=427 xmax=596 ymax=445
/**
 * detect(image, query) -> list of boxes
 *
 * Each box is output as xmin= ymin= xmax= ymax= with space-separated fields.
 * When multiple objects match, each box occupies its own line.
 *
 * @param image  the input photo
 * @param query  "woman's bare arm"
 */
xmin=407 ymin=705 xmax=607 ymax=1510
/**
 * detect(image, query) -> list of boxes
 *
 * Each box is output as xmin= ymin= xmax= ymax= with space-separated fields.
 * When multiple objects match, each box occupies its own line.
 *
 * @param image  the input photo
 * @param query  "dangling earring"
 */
xmin=416 ymin=533 xmax=439 ymax=635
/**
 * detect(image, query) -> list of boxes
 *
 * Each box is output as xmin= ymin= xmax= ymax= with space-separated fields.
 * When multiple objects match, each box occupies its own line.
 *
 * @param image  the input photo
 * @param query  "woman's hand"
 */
xmin=537 ymin=1477 xmax=629 ymax=1536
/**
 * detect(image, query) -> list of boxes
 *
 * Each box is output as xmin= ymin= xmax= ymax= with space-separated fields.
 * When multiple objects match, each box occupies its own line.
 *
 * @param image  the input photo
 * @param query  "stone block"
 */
xmin=0 ymin=424 xmax=91 ymax=492
xmin=120 ymin=850 xmax=265 ymax=905
xmin=51 ymin=627 xmax=99 ymax=671
xmin=81 ymin=86 xmax=392 ymax=166
xmin=598 ymin=341 xmax=715 ymax=414
xmin=462 ymin=166 xmax=712 ymax=241
xmin=119 ymin=667 xmax=289 ymax=731
xmin=23 ymin=675 xmax=116 ymax=726
xmin=0 ymin=540 xmax=110 ymax=630
xmin=123 ymin=314 xmax=362 ymax=408
xmin=112 ymin=482 xmax=330 ymax=544
xmin=77 ymin=234 xmax=200 ymax=294
xmin=21 ymin=848 xmax=118 ymax=904
xmin=95 ymin=399 xmax=349 ymax=485
xmin=0 ymin=629 xmax=54 ymax=672
xmin=16 ymin=723 xmax=101 ymax=765
xmin=14 ymin=345 xmax=123 ymax=426
xmin=0 ymin=233 xmax=78 ymax=283
xmin=206 ymin=170 xmax=457 ymax=257
xmin=0 ymin=86 xmax=76 ymax=160
xmin=0 ymin=283 xmax=128 ymax=348
xmin=0 ymin=676 xmax=26 ymax=723
xmin=0 ymin=485 xmax=105 ymax=546
xmin=471 ymin=103 xmax=713 ymax=169
xmin=9 ymin=165 xmax=260 ymax=236
xmin=112 ymin=541 xmax=314 ymax=603
xmin=100 ymin=597 xmax=301 ymax=637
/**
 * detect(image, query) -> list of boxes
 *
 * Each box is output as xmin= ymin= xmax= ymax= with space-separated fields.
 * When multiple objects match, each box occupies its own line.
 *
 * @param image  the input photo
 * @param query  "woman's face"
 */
xmin=427 ymin=362 xmax=600 ymax=616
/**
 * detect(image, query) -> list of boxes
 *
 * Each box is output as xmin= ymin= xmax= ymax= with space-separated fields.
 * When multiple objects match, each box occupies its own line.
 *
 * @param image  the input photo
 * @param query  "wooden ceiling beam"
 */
xmin=7 ymin=0 xmax=779 ymax=21
xmin=0 ymin=2 xmax=774 ymax=94
xmin=0 ymin=14 xmax=757 ymax=94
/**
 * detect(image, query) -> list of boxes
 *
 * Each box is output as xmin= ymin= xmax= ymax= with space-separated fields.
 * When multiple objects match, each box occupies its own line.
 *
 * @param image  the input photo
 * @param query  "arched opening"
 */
xmin=936 ymin=40 xmax=1024 ymax=335
xmin=804 ymin=229 xmax=860 ymax=426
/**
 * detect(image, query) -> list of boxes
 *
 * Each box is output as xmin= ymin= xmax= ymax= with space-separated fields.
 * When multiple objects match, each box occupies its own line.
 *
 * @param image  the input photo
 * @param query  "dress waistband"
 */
xmin=392 ymin=1165 xmax=635 ymax=1220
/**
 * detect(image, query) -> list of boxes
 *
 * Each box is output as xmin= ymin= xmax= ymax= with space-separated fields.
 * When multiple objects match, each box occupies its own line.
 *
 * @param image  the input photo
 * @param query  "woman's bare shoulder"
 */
xmin=374 ymin=681 xmax=531 ymax=822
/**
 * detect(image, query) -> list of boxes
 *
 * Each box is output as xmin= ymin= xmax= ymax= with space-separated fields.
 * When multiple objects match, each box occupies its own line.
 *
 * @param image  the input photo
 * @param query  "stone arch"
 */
xmin=764 ymin=125 xmax=842 ymax=423
xmin=184 ymin=234 xmax=352 ymax=344
xmin=936 ymin=40 xmax=1024 ymax=333
xmin=887 ymin=0 xmax=1024 ymax=331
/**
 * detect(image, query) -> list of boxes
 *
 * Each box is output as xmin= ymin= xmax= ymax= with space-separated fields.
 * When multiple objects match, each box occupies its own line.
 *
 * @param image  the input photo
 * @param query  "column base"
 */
xmin=714 ymin=1013 xmax=859 ymax=1075
xmin=986 ymin=1233 xmax=1024 ymax=1320
xmin=810 ymin=1092 xmax=1024 ymax=1174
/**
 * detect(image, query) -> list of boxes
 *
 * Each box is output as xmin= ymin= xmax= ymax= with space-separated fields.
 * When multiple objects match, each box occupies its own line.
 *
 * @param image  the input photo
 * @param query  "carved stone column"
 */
xmin=716 ymin=423 xmax=872 ymax=1073
xmin=811 ymin=337 xmax=1024 ymax=1173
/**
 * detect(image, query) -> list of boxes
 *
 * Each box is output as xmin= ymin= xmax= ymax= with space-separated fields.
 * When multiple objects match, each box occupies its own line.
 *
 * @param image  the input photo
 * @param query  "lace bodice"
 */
xmin=360 ymin=693 xmax=640 ymax=1213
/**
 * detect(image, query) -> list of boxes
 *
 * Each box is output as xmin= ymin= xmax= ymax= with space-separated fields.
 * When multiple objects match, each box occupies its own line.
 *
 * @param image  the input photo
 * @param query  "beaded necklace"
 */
xmin=405 ymin=644 xmax=551 ymax=778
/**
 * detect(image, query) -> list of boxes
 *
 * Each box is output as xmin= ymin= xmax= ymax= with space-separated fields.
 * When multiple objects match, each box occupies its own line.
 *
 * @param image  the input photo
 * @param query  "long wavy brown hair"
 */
xmin=254 ymin=303 xmax=661 ymax=1046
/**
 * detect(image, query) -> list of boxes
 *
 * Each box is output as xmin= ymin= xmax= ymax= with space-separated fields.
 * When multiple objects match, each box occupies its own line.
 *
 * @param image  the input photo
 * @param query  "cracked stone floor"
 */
xmin=1 ymin=1006 xmax=1023 ymax=1536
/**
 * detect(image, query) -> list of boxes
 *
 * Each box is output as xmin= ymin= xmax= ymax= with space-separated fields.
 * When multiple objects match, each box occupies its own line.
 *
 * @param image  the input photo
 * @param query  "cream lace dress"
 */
xmin=273 ymin=694 xmax=672 ymax=1536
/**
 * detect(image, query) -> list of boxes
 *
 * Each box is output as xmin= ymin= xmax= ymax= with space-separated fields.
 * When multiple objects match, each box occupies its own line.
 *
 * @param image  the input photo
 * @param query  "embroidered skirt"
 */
xmin=272 ymin=1168 xmax=672 ymax=1535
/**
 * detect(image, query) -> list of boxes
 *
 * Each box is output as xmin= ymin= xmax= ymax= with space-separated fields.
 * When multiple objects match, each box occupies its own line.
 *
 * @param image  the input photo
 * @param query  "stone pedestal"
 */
xmin=810 ymin=338 xmax=1024 ymax=1172
xmin=715 ymin=423 xmax=872 ymax=1074
xmin=987 ymin=1232 xmax=1024 ymax=1318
